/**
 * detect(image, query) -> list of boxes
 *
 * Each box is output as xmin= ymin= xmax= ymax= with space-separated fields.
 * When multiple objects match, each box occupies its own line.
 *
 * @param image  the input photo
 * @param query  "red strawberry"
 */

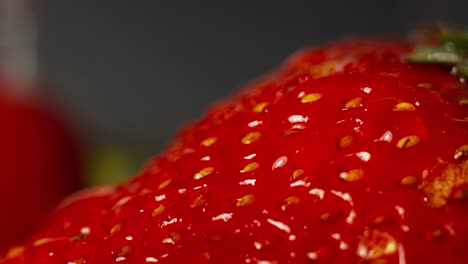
xmin=0 ymin=80 xmax=82 ymax=252
xmin=1 ymin=38 xmax=467 ymax=264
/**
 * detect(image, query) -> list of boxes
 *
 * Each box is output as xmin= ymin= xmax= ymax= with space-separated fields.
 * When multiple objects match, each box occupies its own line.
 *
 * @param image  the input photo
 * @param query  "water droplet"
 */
xmin=115 ymin=257 xmax=126 ymax=262
xmin=254 ymin=241 xmax=263 ymax=250
xmin=454 ymin=144 xmax=468 ymax=160
xmin=239 ymin=179 xmax=256 ymax=186
xmin=355 ymin=151 xmax=371 ymax=162
xmin=244 ymin=153 xmax=257 ymax=160
xmin=154 ymin=194 xmax=166 ymax=202
xmin=362 ymin=86 xmax=372 ymax=94
xmin=378 ymin=131 xmax=393 ymax=143
xmin=212 ymin=213 xmax=233 ymax=222
xmin=288 ymin=114 xmax=309 ymax=124
xmin=162 ymin=232 xmax=181 ymax=245
xmin=247 ymin=120 xmax=262 ymax=128
xmin=145 ymin=257 xmax=158 ymax=263
xmin=272 ymin=156 xmax=288 ymax=170
xmin=80 ymin=226 xmax=91 ymax=236
xmin=267 ymin=218 xmax=291 ymax=233
xmin=309 ymin=188 xmax=325 ymax=199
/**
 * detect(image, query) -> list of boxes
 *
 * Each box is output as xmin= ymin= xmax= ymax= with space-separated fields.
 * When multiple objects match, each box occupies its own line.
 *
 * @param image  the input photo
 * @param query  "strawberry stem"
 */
xmin=408 ymin=25 xmax=468 ymax=78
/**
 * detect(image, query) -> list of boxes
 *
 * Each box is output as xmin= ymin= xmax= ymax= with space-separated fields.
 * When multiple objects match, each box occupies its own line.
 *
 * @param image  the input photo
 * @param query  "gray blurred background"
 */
xmin=34 ymin=0 xmax=466 ymax=182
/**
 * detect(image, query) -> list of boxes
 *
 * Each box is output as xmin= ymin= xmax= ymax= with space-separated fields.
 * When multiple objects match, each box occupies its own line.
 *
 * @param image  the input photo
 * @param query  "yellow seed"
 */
xmin=292 ymin=169 xmax=304 ymax=180
xmin=393 ymin=102 xmax=416 ymax=111
xmin=300 ymin=93 xmax=322 ymax=103
xmin=152 ymin=204 xmax=165 ymax=217
xmin=194 ymin=167 xmax=214 ymax=180
xmin=357 ymin=229 xmax=398 ymax=260
xmin=454 ymin=144 xmax=468 ymax=160
xmin=5 ymin=246 xmax=25 ymax=259
xmin=400 ymin=176 xmax=418 ymax=186
xmin=320 ymin=212 xmax=331 ymax=222
xmin=417 ymin=83 xmax=433 ymax=89
xmin=339 ymin=135 xmax=354 ymax=148
xmin=190 ymin=194 xmax=207 ymax=208
xmin=33 ymin=237 xmax=61 ymax=247
xmin=339 ymin=169 xmax=364 ymax=182
xmin=396 ymin=135 xmax=420 ymax=149
xmin=241 ymin=132 xmax=261 ymax=144
xmin=110 ymin=223 xmax=123 ymax=234
xmin=281 ymin=196 xmax=300 ymax=210
xmin=253 ymin=102 xmax=269 ymax=113
xmin=432 ymin=229 xmax=443 ymax=238
xmin=345 ymin=97 xmax=363 ymax=109
xmin=374 ymin=216 xmax=386 ymax=224
xmin=158 ymin=179 xmax=172 ymax=190
xmin=241 ymin=162 xmax=260 ymax=173
xmin=201 ymin=137 xmax=218 ymax=147
xmin=119 ymin=245 xmax=132 ymax=257
xmin=459 ymin=99 xmax=468 ymax=105
xmin=69 ymin=258 xmax=86 ymax=264
xmin=236 ymin=194 xmax=255 ymax=207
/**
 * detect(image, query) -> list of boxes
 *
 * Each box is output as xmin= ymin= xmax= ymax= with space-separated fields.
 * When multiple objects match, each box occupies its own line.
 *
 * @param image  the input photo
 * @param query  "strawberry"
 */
xmin=1 ymin=37 xmax=467 ymax=264
xmin=0 ymin=80 xmax=82 ymax=253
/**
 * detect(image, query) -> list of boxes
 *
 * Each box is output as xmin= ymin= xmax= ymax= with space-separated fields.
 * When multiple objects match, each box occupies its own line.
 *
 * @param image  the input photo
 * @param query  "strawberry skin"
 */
xmin=2 ymin=40 xmax=467 ymax=264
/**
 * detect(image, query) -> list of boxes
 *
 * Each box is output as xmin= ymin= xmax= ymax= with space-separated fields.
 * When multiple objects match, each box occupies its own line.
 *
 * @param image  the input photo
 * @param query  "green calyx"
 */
xmin=408 ymin=25 xmax=468 ymax=78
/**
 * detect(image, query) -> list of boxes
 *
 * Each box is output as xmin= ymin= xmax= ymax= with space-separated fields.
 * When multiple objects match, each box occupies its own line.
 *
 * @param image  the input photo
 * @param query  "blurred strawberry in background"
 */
xmin=0 ymin=80 xmax=83 ymax=252
xmin=0 ymin=0 xmax=83 ymax=252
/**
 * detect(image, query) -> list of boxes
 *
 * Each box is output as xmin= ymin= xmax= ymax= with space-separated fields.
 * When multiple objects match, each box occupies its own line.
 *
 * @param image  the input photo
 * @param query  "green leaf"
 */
xmin=408 ymin=46 xmax=462 ymax=64
xmin=441 ymin=29 xmax=468 ymax=54
xmin=455 ymin=61 xmax=468 ymax=78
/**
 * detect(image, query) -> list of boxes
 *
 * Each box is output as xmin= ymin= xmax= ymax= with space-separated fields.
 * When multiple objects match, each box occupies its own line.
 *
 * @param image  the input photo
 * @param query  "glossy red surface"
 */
xmin=1 ymin=41 xmax=467 ymax=263
xmin=0 ymin=83 xmax=82 ymax=252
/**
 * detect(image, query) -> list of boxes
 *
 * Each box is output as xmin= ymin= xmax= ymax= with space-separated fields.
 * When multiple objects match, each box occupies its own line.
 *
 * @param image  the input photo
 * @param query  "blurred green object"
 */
xmin=85 ymin=143 xmax=157 ymax=186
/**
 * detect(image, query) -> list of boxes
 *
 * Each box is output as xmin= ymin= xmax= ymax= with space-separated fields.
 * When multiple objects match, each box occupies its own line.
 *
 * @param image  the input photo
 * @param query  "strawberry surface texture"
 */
xmin=1 ymin=40 xmax=467 ymax=264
